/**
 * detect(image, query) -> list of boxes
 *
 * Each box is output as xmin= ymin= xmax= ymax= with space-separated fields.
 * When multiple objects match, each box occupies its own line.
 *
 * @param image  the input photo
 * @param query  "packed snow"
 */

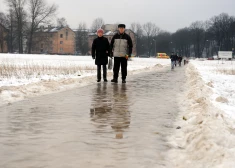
xmin=0 ymin=53 xmax=170 ymax=106
xmin=167 ymin=60 xmax=235 ymax=168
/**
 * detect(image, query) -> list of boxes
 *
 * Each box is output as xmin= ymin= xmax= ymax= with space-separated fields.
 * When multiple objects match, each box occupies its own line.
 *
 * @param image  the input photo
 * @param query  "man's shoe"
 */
xmin=122 ymin=80 xmax=126 ymax=84
xmin=97 ymin=79 xmax=101 ymax=82
xmin=111 ymin=79 xmax=118 ymax=83
xmin=104 ymin=79 xmax=108 ymax=82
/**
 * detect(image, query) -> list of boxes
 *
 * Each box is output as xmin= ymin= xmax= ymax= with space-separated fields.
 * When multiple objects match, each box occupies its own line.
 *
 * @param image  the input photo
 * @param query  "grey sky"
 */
xmin=1 ymin=0 xmax=235 ymax=32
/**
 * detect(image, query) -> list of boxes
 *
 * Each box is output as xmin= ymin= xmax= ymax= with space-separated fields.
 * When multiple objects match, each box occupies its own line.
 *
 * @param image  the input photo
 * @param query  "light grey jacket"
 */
xmin=110 ymin=33 xmax=133 ymax=57
xmin=113 ymin=39 xmax=128 ymax=57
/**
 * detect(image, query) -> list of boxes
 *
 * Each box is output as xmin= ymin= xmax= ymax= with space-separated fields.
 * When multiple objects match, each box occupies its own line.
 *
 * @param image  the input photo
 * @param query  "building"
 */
xmin=0 ymin=23 xmax=8 ymax=53
xmin=88 ymin=24 xmax=137 ymax=56
xmin=32 ymin=26 xmax=75 ymax=55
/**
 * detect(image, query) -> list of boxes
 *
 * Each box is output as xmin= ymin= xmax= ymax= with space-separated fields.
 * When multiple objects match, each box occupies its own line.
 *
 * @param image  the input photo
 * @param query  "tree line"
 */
xmin=131 ymin=13 xmax=235 ymax=57
xmin=0 ymin=1 xmax=235 ymax=57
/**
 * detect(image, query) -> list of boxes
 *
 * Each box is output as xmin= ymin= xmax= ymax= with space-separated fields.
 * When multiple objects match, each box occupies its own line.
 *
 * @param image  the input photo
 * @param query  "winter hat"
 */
xmin=97 ymin=28 xmax=104 ymax=34
xmin=118 ymin=24 xmax=126 ymax=28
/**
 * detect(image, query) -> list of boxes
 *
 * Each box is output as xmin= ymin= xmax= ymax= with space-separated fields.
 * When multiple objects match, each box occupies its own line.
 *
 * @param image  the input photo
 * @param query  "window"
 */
xmin=66 ymin=30 xmax=68 ymax=40
xmin=60 ymin=48 xmax=63 ymax=52
xmin=41 ymin=44 xmax=44 ymax=48
xmin=60 ymin=41 xmax=63 ymax=44
xmin=50 ymin=34 xmax=53 ymax=37
xmin=60 ymin=34 xmax=63 ymax=38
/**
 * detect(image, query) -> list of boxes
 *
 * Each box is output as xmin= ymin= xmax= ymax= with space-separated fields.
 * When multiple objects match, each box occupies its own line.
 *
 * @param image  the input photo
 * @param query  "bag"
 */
xmin=108 ymin=58 xmax=113 ymax=70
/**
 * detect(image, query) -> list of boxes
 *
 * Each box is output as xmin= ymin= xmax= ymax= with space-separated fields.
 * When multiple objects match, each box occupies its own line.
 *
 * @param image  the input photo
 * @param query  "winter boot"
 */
xmin=111 ymin=79 xmax=118 ymax=83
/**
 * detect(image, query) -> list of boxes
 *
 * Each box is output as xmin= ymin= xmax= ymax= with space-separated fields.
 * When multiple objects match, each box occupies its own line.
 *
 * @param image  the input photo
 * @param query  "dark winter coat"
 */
xmin=110 ymin=33 xmax=133 ymax=57
xmin=170 ymin=54 xmax=178 ymax=61
xmin=92 ymin=36 xmax=110 ymax=65
xmin=178 ymin=56 xmax=183 ymax=62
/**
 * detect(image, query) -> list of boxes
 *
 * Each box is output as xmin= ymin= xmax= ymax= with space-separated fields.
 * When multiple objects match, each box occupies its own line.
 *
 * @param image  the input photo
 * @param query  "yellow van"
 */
xmin=157 ymin=53 xmax=170 ymax=59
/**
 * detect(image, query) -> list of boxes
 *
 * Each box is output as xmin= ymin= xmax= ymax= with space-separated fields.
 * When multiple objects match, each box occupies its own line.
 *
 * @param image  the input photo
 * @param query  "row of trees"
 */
xmin=0 ymin=1 xmax=106 ymax=55
xmin=0 ymin=0 xmax=58 ymax=54
xmin=131 ymin=13 xmax=235 ymax=57
xmin=74 ymin=13 xmax=235 ymax=58
xmin=1 ymin=1 xmax=235 ymax=58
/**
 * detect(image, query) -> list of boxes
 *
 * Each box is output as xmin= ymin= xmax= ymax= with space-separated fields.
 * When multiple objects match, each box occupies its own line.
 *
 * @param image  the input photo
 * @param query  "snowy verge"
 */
xmin=0 ymin=54 xmax=170 ymax=106
xmin=167 ymin=62 xmax=235 ymax=168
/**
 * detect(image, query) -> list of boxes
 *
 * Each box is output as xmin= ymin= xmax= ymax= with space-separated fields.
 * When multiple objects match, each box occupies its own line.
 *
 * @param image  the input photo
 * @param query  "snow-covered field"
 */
xmin=0 ymin=54 xmax=170 ymax=106
xmin=168 ymin=60 xmax=235 ymax=168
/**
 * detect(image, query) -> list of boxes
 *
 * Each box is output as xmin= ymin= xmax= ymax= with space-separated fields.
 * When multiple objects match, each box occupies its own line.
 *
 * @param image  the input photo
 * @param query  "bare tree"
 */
xmin=154 ymin=31 xmax=172 ymax=55
xmin=6 ymin=9 xmax=17 ymax=53
xmin=209 ymin=13 xmax=235 ymax=51
xmin=143 ymin=22 xmax=160 ymax=56
xmin=6 ymin=0 xmax=27 ymax=53
xmin=0 ymin=12 xmax=8 ymax=26
xmin=172 ymin=28 xmax=192 ymax=57
xmin=76 ymin=22 xmax=89 ymax=55
xmin=27 ymin=0 xmax=57 ymax=53
xmin=57 ymin=17 xmax=67 ymax=28
xmin=130 ymin=22 xmax=143 ymax=56
xmin=0 ymin=12 xmax=8 ymax=52
xmin=130 ymin=22 xmax=143 ymax=37
xmin=91 ymin=17 xmax=104 ymax=32
xmin=190 ymin=21 xmax=206 ymax=57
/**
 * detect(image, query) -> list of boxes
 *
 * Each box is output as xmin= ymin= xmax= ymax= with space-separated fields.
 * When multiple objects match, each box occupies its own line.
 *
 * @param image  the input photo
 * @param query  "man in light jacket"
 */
xmin=110 ymin=24 xmax=133 ymax=84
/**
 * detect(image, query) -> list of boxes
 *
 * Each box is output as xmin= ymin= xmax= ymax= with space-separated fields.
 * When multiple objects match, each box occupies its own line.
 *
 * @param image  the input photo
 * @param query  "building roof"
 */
xmin=88 ymin=29 xmax=134 ymax=36
xmin=36 ymin=26 xmax=74 ymax=33
xmin=73 ymin=29 xmax=89 ymax=32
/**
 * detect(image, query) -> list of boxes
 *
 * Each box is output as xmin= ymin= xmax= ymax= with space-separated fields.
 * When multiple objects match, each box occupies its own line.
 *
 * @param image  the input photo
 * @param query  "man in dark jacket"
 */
xmin=170 ymin=52 xmax=178 ymax=70
xmin=178 ymin=55 xmax=183 ymax=66
xmin=110 ymin=24 xmax=133 ymax=83
xmin=92 ymin=29 xmax=110 ymax=82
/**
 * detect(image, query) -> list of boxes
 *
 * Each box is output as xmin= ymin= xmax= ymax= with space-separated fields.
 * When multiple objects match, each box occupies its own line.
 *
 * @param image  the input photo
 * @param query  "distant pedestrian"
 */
xmin=170 ymin=52 xmax=178 ymax=70
xmin=92 ymin=28 xmax=110 ymax=82
xmin=110 ymin=24 xmax=133 ymax=83
xmin=178 ymin=55 xmax=183 ymax=66
xmin=184 ymin=57 xmax=188 ymax=65
xmin=175 ymin=54 xmax=179 ymax=67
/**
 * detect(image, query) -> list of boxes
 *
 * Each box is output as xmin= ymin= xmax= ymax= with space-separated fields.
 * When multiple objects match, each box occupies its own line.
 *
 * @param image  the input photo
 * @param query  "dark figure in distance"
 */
xmin=178 ymin=55 xmax=183 ymax=66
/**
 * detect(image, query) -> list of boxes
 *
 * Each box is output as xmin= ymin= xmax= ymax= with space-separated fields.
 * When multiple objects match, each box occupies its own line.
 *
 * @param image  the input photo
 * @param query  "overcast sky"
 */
xmin=1 ymin=0 xmax=235 ymax=32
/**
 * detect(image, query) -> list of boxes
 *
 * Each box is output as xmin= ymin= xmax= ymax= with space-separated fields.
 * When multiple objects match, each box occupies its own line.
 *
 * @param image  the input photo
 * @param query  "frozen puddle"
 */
xmin=0 ymin=66 xmax=186 ymax=168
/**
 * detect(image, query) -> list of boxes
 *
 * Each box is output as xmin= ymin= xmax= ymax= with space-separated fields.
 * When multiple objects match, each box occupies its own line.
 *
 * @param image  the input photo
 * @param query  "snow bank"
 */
xmin=0 ymin=54 xmax=170 ymax=106
xmin=191 ymin=60 xmax=235 ymax=120
xmin=167 ymin=61 xmax=235 ymax=168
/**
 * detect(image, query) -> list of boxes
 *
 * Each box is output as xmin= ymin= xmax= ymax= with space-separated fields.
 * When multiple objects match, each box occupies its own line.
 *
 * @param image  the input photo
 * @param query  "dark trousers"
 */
xmin=179 ymin=61 xmax=182 ymax=66
xmin=113 ymin=57 xmax=127 ymax=80
xmin=97 ymin=65 xmax=107 ymax=80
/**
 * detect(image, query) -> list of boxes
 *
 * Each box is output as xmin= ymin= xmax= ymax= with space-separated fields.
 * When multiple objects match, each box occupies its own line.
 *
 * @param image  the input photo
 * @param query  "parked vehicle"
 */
xmin=157 ymin=53 xmax=170 ymax=59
